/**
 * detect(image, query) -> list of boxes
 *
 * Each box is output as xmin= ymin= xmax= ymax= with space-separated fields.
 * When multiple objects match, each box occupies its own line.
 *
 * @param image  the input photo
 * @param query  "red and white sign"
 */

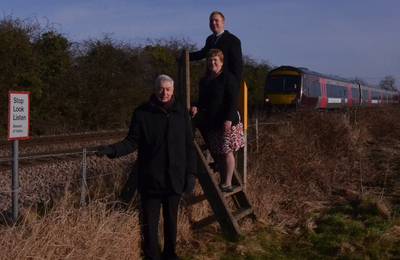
xmin=8 ymin=91 xmax=30 ymax=140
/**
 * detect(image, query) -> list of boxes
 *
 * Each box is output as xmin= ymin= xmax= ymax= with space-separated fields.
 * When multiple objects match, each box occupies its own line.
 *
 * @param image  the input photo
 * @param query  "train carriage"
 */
xmin=264 ymin=66 xmax=399 ymax=110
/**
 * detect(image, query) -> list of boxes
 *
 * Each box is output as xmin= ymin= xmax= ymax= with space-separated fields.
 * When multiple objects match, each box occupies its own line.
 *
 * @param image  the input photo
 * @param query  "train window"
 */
xmin=304 ymin=80 xmax=311 ymax=96
xmin=310 ymin=81 xmax=321 ymax=97
xmin=327 ymin=84 xmax=333 ymax=97
xmin=371 ymin=91 xmax=380 ymax=100
xmin=267 ymin=75 xmax=300 ymax=93
xmin=326 ymin=84 xmax=346 ymax=98
xmin=352 ymin=88 xmax=359 ymax=99
xmin=362 ymin=89 xmax=369 ymax=99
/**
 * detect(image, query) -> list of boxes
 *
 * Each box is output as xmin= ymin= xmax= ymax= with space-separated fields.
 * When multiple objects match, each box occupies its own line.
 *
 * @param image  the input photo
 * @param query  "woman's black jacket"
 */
xmin=108 ymin=97 xmax=196 ymax=195
xmin=195 ymin=70 xmax=240 ymax=130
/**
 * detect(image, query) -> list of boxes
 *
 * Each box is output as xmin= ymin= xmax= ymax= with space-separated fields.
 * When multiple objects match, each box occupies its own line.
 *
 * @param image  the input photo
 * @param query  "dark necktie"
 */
xmin=213 ymin=35 xmax=218 ymax=45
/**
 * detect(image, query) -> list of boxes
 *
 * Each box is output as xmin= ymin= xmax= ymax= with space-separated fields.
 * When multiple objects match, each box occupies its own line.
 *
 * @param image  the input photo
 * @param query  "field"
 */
xmin=1 ymin=105 xmax=400 ymax=259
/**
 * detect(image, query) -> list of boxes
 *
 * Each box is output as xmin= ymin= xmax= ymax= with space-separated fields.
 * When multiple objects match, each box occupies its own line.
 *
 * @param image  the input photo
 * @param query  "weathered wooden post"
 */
xmin=176 ymin=49 xmax=190 ymax=109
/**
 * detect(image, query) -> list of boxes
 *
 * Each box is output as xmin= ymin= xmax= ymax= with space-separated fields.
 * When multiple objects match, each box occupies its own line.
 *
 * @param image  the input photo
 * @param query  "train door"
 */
xmin=319 ymin=78 xmax=327 ymax=108
xmin=351 ymin=84 xmax=360 ymax=106
xmin=368 ymin=88 xmax=372 ymax=106
xmin=302 ymin=75 xmax=321 ymax=108
xmin=360 ymin=86 xmax=369 ymax=107
xmin=303 ymin=76 xmax=310 ymax=107
xmin=347 ymin=83 xmax=352 ymax=107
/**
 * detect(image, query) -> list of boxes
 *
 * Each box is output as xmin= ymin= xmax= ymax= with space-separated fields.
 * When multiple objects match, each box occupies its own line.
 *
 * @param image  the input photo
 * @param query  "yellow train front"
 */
xmin=264 ymin=66 xmax=399 ymax=110
xmin=264 ymin=66 xmax=301 ymax=110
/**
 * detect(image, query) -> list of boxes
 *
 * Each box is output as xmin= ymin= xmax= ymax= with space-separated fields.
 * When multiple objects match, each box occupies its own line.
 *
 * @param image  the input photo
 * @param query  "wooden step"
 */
xmin=198 ymin=144 xmax=208 ymax=151
xmin=222 ymin=185 xmax=243 ymax=197
xmin=232 ymin=207 xmax=254 ymax=221
xmin=191 ymin=214 xmax=216 ymax=230
xmin=184 ymin=194 xmax=207 ymax=206
xmin=193 ymin=138 xmax=256 ymax=237
xmin=192 ymin=207 xmax=255 ymax=230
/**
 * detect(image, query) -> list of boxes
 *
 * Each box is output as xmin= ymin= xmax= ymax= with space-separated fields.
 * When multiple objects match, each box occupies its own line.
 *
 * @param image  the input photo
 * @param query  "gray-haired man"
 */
xmin=97 ymin=74 xmax=197 ymax=260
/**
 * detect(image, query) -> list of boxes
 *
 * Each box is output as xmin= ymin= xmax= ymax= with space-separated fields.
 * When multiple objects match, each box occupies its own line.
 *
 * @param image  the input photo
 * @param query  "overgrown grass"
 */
xmin=186 ymin=198 xmax=400 ymax=259
xmin=1 ymin=105 xmax=400 ymax=259
xmin=0 ymin=198 xmax=142 ymax=259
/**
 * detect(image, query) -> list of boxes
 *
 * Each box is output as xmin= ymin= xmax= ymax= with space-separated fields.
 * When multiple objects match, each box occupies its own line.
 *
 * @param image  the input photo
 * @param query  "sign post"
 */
xmin=8 ymin=91 xmax=30 ymax=222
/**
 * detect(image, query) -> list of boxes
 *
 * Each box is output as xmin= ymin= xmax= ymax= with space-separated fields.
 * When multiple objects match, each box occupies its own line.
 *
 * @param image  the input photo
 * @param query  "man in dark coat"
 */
xmin=96 ymin=74 xmax=196 ymax=260
xmin=189 ymin=11 xmax=243 ymax=85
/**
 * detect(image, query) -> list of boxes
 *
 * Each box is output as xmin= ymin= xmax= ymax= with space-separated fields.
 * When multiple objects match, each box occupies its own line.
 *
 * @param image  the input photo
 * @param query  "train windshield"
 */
xmin=267 ymin=75 xmax=300 ymax=93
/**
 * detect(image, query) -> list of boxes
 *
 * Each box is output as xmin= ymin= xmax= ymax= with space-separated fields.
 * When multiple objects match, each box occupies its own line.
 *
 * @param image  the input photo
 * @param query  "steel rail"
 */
xmin=0 ymin=130 xmax=127 ymax=150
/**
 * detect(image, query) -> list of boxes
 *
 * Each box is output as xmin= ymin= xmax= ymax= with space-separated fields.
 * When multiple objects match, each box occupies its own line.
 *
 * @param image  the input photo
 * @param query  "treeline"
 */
xmin=0 ymin=15 xmax=271 ymax=136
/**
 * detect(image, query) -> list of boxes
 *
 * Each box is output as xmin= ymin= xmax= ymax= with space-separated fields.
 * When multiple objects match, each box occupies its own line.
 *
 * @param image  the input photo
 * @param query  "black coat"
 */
xmin=195 ymin=71 xmax=240 ymax=130
xmin=110 ymin=97 xmax=196 ymax=195
xmin=189 ymin=30 xmax=243 ymax=84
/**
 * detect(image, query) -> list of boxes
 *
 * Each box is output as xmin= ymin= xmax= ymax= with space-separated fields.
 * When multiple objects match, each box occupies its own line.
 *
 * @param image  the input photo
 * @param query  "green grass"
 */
xmin=190 ymin=198 xmax=400 ymax=260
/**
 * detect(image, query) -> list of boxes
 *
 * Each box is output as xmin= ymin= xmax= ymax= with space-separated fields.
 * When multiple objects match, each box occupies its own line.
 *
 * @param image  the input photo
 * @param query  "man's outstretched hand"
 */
xmin=95 ymin=146 xmax=115 ymax=158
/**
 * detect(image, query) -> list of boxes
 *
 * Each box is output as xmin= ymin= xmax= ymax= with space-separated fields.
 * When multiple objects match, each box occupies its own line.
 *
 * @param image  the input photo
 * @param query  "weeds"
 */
xmin=1 ymin=106 xmax=400 ymax=259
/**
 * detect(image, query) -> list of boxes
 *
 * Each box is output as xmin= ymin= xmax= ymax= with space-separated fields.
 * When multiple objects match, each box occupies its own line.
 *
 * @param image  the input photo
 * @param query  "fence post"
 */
xmin=81 ymin=148 xmax=87 ymax=208
xmin=255 ymin=118 xmax=259 ymax=153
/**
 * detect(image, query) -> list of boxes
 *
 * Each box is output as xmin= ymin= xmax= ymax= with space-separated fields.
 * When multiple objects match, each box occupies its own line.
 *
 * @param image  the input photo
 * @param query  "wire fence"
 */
xmin=0 ymin=120 xmax=291 ymax=216
xmin=0 ymin=120 xmax=290 ymax=190
xmin=0 ymin=148 xmax=129 ymax=210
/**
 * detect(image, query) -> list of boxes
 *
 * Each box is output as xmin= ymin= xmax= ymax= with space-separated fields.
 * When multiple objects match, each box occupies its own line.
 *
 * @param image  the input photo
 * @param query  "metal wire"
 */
xmin=0 ymin=151 xmax=97 ymax=162
xmin=0 ymin=188 xmax=21 ymax=194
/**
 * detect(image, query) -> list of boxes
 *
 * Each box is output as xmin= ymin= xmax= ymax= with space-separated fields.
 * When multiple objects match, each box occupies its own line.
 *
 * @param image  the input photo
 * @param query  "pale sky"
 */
xmin=2 ymin=0 xmax=400 ymax=86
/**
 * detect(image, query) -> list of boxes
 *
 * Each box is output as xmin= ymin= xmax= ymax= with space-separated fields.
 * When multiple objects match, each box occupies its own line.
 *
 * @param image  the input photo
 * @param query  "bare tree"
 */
xmin=351 ymin=77 xmax=369 ymax=86
xmin=379 ymin=75 xmax=397 ymax=90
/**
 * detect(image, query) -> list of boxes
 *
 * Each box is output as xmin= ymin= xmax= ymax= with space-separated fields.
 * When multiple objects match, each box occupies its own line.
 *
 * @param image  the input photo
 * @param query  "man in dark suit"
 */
xmin=190 ymin=11 xmax=243 ymax=84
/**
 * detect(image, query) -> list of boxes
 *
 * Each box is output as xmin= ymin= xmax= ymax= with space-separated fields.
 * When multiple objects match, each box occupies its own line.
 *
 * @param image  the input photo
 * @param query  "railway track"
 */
xmin=0 ymin=130 xmax=128 ymax=171
xmin=0 ymin=130 xmax=127 ymax=150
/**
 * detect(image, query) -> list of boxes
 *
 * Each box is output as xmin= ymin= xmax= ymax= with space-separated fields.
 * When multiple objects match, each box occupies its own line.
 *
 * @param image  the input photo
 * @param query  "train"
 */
xmin=264 ymin=66 xmax=399 ymax=110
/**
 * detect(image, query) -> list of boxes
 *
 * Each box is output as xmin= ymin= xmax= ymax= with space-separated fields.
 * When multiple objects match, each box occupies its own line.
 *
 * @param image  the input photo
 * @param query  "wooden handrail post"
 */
xmin=177 ymin=49 xmax=190 ymax=109
xmin=237 ymin=81 xmax=248 ymax=189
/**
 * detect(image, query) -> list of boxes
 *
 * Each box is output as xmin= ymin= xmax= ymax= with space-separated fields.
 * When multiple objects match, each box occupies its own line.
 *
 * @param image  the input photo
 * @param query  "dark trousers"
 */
xmin=140 ymin=193 xmax=181 ymax=260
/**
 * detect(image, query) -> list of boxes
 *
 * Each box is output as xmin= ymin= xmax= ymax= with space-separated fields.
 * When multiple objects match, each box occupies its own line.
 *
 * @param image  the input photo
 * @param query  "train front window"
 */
xmin=267 ymin=75 xmax=300 ymax=93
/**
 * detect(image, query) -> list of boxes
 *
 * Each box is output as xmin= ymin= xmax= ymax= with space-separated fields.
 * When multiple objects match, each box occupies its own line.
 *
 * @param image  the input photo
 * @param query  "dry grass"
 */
xmin=0 ymin=198 xmax=141 ymax=259
xmin=246 ymin=105 xmax=400 ymax=227
xmin=1 ymin=105 xmax=400 ymax=259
